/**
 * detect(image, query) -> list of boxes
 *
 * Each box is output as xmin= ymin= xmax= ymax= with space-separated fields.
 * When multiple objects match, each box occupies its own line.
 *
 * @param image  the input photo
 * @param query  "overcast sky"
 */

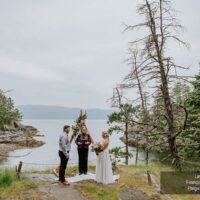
xmin=0 ymin=0 xmax=199 ymax=109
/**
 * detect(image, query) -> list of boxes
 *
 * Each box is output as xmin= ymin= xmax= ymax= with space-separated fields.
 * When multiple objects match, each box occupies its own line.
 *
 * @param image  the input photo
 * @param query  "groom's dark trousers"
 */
xmin=59 ymin=150 xmax=69 ymax=182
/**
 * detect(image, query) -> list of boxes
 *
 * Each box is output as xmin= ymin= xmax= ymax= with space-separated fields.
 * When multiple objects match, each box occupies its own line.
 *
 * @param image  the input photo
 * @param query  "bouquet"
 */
xmin=91 ymin=142 xmax=102 ymax=155
xmin=72 ymin=110 xmax=87 ymax=138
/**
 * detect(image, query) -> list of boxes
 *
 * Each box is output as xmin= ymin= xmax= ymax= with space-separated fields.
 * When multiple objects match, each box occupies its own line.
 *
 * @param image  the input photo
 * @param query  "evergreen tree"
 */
xmin=0 ymin=90 xmax=22 ymax=129
xmin=108 ymin=103 xmax=138 ymax=165
xmin=182 ymin=74 xmax=200 ymax=157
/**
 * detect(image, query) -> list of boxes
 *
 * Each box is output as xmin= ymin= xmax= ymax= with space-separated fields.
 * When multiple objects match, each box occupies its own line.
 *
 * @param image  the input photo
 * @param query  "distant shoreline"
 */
xmin=18 ymin=105 xmax=113 ymax=120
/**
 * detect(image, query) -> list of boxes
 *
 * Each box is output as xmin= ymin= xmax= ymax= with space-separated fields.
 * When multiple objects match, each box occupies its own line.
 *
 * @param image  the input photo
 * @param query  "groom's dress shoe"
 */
xmin=62 ymin=181 xmax=70 ymax=186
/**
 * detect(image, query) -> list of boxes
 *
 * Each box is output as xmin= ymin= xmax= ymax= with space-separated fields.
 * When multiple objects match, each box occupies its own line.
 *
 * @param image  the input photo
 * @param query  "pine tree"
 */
xmin=0 ymin=90 xmax=22 ymax=129
xmin=182 ymin=74 xmax=200 ymax=157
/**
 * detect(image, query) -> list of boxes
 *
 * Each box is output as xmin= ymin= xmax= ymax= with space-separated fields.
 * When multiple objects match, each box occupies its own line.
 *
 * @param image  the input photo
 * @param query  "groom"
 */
xmin=58 ymin=125 xmax=71 ymax=185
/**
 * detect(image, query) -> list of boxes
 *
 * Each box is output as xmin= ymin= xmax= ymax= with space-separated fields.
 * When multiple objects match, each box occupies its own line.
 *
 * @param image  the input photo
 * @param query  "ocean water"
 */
xmin=0 ymin=119 xmax=155 ymax=170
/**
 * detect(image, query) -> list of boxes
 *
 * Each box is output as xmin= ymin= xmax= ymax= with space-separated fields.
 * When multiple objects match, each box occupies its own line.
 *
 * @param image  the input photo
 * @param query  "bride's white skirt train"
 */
xmin=96 ymin=149 xmax=114 ymax=184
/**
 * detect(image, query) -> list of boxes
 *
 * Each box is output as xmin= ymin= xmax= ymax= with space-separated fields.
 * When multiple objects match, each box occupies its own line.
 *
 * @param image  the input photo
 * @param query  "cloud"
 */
xmin=0 ymin=57 xmax=64 ymax=82
xmin=0 ymin=0 xmax=199 ymax=108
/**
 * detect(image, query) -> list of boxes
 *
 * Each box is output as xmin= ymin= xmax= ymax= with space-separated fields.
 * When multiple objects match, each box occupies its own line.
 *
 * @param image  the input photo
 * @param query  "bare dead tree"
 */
xmin=123 ymin=48 xmax=147 ymax=110
xmin=124 ymin=0 xmax=189 ymax=169
xmin=109 ymin=87 xmax=138 ymax=165
xmin=112 ymin=87 xmax=130 ymax=165
xmin=122 ymin=48 xmax=152 ymax=165
xmin=110 ymin=87 xmax=123 ymax=108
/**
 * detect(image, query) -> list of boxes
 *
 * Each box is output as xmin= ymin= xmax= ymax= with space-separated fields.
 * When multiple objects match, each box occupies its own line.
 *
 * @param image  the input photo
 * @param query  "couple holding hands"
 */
xmin=58 ymin=124 xmax=114 ymax=185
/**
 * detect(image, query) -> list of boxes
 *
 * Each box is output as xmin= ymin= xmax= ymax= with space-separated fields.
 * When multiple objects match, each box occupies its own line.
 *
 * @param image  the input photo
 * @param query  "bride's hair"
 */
xmin=102 ymin=131 xmax=109 ymax=139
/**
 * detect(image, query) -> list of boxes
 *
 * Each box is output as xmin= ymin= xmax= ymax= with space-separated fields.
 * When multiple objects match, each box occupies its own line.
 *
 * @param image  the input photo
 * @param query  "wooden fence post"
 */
xmin=16 ymin=161 xmax=23 ymax=178
xmin=147 ymin=170 xmax=152 ymax=186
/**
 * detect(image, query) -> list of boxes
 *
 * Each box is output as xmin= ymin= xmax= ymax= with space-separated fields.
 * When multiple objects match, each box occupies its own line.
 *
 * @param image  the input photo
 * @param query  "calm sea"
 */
xmin=0 ymin=119 xmax=155 ymax=170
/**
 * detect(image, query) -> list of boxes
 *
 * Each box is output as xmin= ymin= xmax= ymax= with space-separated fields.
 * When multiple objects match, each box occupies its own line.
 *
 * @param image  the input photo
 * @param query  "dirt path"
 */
xmin=39 ymin=183 xmax=86 ymax=200
xmin=25 ymin=173 xmax=86 ymax=200
xmin=2 ymin=183 xmax=86 ymax=200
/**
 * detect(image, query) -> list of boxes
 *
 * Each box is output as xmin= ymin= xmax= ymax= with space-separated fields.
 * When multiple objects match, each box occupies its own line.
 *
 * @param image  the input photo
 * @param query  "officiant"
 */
xmin=75 ymin=125 xmax=92 ymax=175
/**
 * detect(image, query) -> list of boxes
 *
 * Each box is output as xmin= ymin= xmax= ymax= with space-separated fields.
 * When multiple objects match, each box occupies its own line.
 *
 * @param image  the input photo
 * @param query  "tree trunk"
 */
xmin=145 ymin=0 xmax=180 ymax=168
xmin=125 ymin=121 xmax=129 ymax=165
xmin=145 ymin=135 xmax=149 ymax=165
xmin=135 ymin=135 xmax=139 ymax=165
xmin=133 ymin=53 xmax=149 ymax=166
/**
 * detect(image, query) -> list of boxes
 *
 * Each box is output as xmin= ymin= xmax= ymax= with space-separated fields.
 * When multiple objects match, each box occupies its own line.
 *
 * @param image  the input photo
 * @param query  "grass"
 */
xmin=75 ymin=164 xmax=167 ymax=200
xmin=0 ymin=169 xmax=38 ymax=198
xmin=2 ymin=163 xmax=200 ymax=200
xmin=75 ymin=164 xmax=200 ymax=200
xmin=76 ymin=181 xmax=118 ymax=200
xmin=0 ymin=169 xmax=18 ymax=188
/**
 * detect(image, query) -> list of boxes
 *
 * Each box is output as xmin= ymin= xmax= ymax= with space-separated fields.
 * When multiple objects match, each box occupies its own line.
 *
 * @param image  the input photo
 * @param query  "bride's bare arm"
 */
xmin=70 ymin=133 xmax=75 ymax=143
xmin=101 ymin=139 xmax=109 ymax=150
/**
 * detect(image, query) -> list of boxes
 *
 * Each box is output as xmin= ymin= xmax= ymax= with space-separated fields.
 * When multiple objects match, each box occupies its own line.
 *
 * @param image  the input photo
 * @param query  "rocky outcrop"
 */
xmin=118 ymin=186 xmax=161 ymax=200
xmin=0 ymin=122 xmax=45 ymax=160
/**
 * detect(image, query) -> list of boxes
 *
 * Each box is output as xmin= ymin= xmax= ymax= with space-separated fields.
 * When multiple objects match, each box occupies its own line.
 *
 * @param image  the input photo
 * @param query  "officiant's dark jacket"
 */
xmin=75 ymin=133 xmax=91 ymax=174
xmin=75 ymin=133 xmax=91 ymax=149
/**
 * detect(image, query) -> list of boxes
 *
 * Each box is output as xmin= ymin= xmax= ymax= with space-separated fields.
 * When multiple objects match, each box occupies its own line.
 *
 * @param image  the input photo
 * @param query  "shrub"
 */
xmin=0 ymin=169 xmax=18 ymax=188
xmin=0 ymin=90 xmax=22 ymax=129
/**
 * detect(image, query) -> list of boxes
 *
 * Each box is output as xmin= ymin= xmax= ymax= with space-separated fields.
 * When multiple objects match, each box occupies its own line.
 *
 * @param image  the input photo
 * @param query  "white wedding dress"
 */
xmin=96 ymin=145 xmax=114 ymax=184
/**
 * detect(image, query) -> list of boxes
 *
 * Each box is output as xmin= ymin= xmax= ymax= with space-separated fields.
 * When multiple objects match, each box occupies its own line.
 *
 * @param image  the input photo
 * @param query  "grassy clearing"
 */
xmin=76 ymin=181 xmax=118 ymax=200
xmin=0 ymin=169 xmax=38 ymax=198
xmin=2 ymin=164 xmax=199 ymax=200
xmin=75 ymin=164 xmax=200 ymax=200
xmin=75 ymin=164 xmax=168 ymax=200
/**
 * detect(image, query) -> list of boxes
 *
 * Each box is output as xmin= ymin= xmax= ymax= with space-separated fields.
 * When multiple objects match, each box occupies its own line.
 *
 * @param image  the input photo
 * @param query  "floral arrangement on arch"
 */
xmin=72 ymin=110 xmax=87 ymax=138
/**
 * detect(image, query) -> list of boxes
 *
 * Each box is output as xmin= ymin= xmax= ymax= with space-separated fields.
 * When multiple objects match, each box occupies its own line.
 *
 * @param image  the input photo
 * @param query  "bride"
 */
xmin=96 ymin=131 xmax=114 ymax=184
